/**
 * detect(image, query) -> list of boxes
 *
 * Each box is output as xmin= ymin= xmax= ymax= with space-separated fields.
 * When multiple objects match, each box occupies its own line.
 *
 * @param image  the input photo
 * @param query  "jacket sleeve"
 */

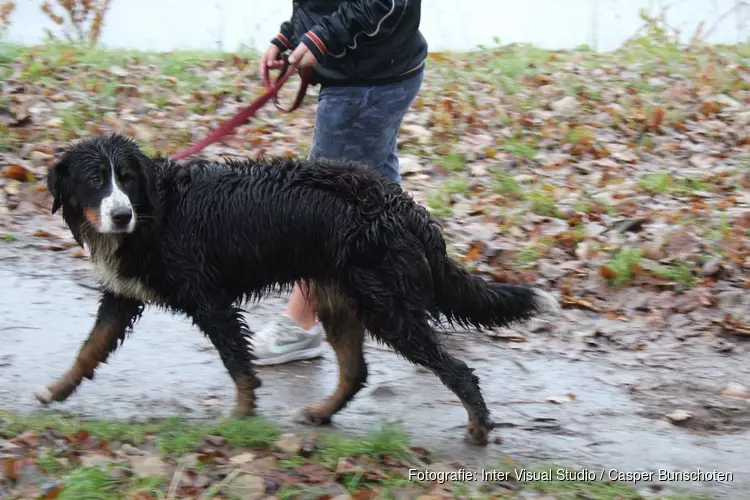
xmin=301 ymin=0 xmax=417 ymax=62
xmin=270 ymin=19 xmax=295 ymax=52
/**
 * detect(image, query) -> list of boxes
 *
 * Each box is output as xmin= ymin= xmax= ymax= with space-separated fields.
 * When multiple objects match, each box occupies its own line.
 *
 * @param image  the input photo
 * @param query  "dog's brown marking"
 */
xmin=462 ymin=402 xmax=491 ymax=445
xmin=299 ymin=284 xmax=367 ymax=425
xmin=43 ymin=322 xmax=122 ymax=402
xmin=36 ymin=298 xmax=142 ymax=406
xmin=83 ymin=207 xmax=101 ymax=229
xmin=231 ymin=373 xmax=261 ymax=418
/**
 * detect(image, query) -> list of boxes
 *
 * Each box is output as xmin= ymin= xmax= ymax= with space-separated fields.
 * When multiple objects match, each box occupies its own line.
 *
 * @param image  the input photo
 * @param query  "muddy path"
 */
xmin=0 ymin=223 xmax=749 ymax=499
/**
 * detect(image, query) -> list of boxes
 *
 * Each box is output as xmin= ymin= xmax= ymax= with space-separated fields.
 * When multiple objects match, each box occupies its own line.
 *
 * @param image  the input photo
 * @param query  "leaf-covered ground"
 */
xmin=0 ymin=413 xmax=711 ymax=499
xmin=0 ymin=38 xmax=749 ymax=499
xmin=1 ymin=40 xmax=750 ymax=339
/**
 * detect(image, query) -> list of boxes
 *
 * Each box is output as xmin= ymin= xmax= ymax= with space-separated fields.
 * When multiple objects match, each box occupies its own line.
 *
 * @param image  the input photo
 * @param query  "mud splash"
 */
xmin=1 ymin=241 xmax=748 ymax=499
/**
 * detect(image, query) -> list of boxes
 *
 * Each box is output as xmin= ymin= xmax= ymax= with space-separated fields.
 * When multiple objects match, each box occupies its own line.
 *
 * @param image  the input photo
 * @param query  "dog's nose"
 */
xmin=110 ymin=206 xmax=133 ymax=226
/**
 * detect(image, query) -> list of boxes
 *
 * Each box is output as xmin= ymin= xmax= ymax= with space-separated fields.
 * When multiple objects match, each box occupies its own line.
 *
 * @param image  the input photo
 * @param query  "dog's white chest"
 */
xmin=90 ymin=251 xmax=159 ymax=303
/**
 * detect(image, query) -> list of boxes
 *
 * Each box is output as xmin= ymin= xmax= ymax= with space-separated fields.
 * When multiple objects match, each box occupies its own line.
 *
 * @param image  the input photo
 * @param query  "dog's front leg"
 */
xmin=190 ymin=306 xmax=259 ymax=418
xmin=34 ymin=292 xmax=144 ymax=405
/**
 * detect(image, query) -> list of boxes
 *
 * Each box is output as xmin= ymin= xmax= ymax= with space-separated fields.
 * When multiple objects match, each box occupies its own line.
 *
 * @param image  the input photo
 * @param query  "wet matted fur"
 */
xmin=39 ymin=133 xmax=561 ymax=445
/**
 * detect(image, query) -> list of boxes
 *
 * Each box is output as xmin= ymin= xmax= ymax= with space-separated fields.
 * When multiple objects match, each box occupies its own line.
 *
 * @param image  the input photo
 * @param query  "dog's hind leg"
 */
xmin=190 ymin=305 xmax=259 ymax=418
xmin=340 ymin=252 xmax=495 ymax=444
xmin=376 ymin=313 xmax=493 ymax=445
xmin=34 ymin=292 xmax=144 ymax=406
xmin=295 ymin=283 xmax=367 ymax=425
xmin=379 ymin=314 xmax=493 ymax=445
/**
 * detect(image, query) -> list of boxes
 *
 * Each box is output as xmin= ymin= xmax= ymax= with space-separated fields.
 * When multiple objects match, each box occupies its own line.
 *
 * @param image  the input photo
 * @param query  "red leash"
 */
xmin=169 ymin=56 xmax=312 ymax=161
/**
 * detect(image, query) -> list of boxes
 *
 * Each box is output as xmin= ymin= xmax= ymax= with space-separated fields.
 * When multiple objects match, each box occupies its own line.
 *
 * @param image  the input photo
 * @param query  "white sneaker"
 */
xmin=251 ymin=314 xmax=325 ymax=366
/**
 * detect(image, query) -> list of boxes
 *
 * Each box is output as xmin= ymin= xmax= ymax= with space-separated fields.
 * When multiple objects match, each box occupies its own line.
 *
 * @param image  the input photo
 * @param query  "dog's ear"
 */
xmin=135 ymin=152 xmax=162 ymax=212
xmin=47 ymin=155 xmax=69 ymax=215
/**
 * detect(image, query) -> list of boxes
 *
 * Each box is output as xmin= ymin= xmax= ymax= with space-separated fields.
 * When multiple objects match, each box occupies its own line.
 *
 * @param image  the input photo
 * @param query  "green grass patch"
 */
xmin=565 ymin=126 xmax=596 ymax=144
xmin=511 ymin=238 xmax=556 ymax=269
xmin=427 ymin=192 xmax=452 ymax=218
xmin=652 ymin=260 xmax=697 ymax=289
xmin=435 ymin=152 xmax=467 ymax=172
xmin=521 ymin=466 xmax=711 ymax=499
xmin=500 ymin=138 xmax=538 ymax=159
xmin=0 ymin=411 xmax=716 ymax=499
xmin=0 ymin=413 xmax=279 ymax=455
xmin=441 ymin=176 xmax=470 ymax=196
xmin=57 ymin=467 xmax=128 ymax=500
xmin=638 ymin=173 xmax=710 ymax=196
xmin=527 ymin=190 xmax=559 ymax=217
xmin=493 ymin=170 xmax=524 ymax=198
xmin=603 ymin=248 xmax=645 ymax=287
xmin=514 ymin=243 xmax=542 ymax=269
xmin=317 ymin=422 xmax=412 ymax=467
xmin=638 ymin=172 xmax=672 ymax=194
xmin=426 ymin=176 xmax=473 ymax=217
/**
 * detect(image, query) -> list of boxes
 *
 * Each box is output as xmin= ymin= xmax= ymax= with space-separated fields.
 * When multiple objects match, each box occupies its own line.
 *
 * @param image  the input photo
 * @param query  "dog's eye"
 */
xmin=87 ymin=174 xmax=102 ymax=186
xmin=120 ymin=172 xmax=136 ymax=184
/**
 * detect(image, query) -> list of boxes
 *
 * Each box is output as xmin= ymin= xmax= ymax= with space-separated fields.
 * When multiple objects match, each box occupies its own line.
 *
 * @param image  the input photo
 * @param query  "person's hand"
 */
xmin=288 ymin=43 xmax=318 ymax=69
xmin=259 ymin=43 xmax=285 ymax=75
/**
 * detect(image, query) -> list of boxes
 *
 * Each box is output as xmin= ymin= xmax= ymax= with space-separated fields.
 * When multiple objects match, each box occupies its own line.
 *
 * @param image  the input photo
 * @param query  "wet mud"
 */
xmin=1 ymin=232 xmax=748 ymax=499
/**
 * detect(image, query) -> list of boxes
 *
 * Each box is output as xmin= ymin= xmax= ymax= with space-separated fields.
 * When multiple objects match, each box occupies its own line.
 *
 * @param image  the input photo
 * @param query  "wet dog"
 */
xmin=39 ymin=133 xmax=560 ymax=445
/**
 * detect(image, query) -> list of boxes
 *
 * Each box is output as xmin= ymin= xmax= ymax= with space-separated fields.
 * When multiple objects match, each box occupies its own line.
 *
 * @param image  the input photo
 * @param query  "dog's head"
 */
xmin=48 ymin=134 xmax=161 ymax=240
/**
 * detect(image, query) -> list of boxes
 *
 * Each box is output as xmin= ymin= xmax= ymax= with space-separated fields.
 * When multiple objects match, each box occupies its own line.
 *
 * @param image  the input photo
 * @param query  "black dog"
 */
xmin=40 ymin=133 xmax=560 ymax=445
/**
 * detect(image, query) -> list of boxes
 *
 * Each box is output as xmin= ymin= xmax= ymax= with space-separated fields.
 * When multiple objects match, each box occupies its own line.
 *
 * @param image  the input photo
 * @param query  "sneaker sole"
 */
xmin=252 ymin=345 xmax=326 ymax=366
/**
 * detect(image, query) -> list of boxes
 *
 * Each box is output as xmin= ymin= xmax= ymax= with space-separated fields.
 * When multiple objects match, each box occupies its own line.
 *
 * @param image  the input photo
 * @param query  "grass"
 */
xmin=652 ymin=260 xmax=697 ymax=289
xmin=0 ymin=411 xmax=715 ymax=499
xmin=316 ymin=423 xmax=412 ymax=466
xmin=500 ymin=138 xmax=538 ymax=159
xmin=441 ymin=176 xmax=470 ymax=197
xmin=638 ymin=172 xmax=711 ymax=196
xmin=426 ymin=176 xmax=470 ymax=218
xmin=527 ymin=190 xmax=559 ymax=217
xmin=493 ymin=170 xmax=524 ymax=198
xmin=603 ymin=247 xmax=645 ymax=287
xmin=427 ymin=192 xmax=452 ymax=218
xmin=0 ymin=41 xmax=250 ymax=71
xmin=514 ymin=243 xmax=543 ymax=269
xmin=524 ymin=467 xmax=712 ymax=500
xmin=57 ymin=467 xmax=127 ymax=500
xmin=565 ymin=126 xmax=596 ymax=144
xmin=638 ymin=172 xmax=672 ymax=194
xmin=435 ymin=152 xmax=467 ymax=172
xmin=55 ymin=468 xmax=165 ymax=500
xmin=0 ymin=412 xmax=280 ymax=454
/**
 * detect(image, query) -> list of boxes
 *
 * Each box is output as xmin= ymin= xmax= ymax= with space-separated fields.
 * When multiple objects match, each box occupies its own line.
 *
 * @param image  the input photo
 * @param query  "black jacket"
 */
xmin=270 ymin=1 xmax=427 ymax=87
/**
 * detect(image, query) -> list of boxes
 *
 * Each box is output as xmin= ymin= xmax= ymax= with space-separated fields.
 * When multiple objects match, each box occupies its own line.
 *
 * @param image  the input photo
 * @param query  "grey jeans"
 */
xmin=308 ymin=68 xmax=425 ymax=184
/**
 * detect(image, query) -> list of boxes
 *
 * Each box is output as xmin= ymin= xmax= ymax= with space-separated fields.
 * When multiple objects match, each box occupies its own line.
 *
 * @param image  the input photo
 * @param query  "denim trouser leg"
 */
xmin=307 ymin=68 xmax=425 ymax=184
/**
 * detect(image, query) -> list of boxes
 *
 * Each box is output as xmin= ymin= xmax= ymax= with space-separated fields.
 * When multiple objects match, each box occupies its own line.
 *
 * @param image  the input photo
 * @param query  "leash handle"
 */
xmin=168 ymin=57 xmax=309 ymax=161
xmin=262 ymin=54 xmax=313 ymax=113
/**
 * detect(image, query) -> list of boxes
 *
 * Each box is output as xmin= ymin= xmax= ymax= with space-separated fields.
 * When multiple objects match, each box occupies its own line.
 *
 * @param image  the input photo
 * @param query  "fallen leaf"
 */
xmin=721 ymin=382 xmax=750 ymax=399
xmin=666 ymin=409 xmax=693 ymax=423
xmin=546 ymin=394 xmax=576 ymax=404
xmin=599 ymin=266 xmax=617 ymax=280
xmin=2 ymin=165 xmax=36 ymax=182
xmin=647 ymin=107 xmax=665 ymax=129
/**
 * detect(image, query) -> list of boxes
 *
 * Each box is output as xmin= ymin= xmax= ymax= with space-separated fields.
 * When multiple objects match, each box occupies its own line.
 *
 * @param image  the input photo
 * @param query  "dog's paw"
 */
xmin=292 ymin=407 xmax=332 ymax=426
xmin=230 ymin=406 xmax=256 ymax=419
xmin=33 ymin=387 xmax=54 ymax=406
xmin=463 ymin=422 xmax=491 ymax=446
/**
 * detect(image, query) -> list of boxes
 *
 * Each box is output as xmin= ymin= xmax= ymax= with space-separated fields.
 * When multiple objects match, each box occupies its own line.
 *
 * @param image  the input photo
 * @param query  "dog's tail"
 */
xmin=430 ymin=253 xmax=561 ymax=330
xmin=397 ymin=202 xmax=560 ymax=330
